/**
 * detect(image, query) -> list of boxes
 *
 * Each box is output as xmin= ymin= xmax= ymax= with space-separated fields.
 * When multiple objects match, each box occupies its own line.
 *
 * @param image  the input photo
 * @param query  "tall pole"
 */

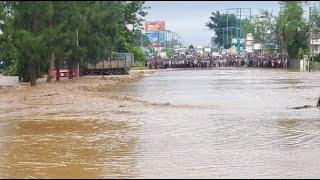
xmin=140 ymin=27 xmax=143 ymax=47
xmin=308 ymin=6 xmax=311 ymax=72
xmin=250 ymin=8 xmax=252 ymax=59
xmin=236 ymin=9 xmax=238 ymax=52
xmin=226 ymin=9 xmax=229 ymax=48
xmin=165 ymin=30 xmax=167 ymax=49
xmin=168 ymin=30 xmax=171 ymax=49
xmin=250 ymin=8 xmax=252 ymax=35
xmin=76 ymin=28 xmax=79 ymax=77
xmin=172 ymin=32 xmax=175 ymax=48
xmin=311 ymin=6 xmax=316 ymax=72
xmin=0 ymin=20 xmax=4 ymax=35
xmin=157 ymin=29 xmax=160 ymax=57
xmin=223 ymin=28 xmax=225 ymax=48
xmin=240 ymin=9 xmax=242 ymax=55
xmin=76 ymin=28 xmax=79 ymax=47
xmin=171 ymin=31 xmax=173 ymax=49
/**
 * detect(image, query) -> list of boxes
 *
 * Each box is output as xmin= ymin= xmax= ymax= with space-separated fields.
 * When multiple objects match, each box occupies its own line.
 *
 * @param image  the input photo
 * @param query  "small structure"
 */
xmin=300 ymin=56 xmax=308 ymax=72
xmin=317 ymin=96 xmax=320 ymax=107
xmin=245 ymin=33 xmax=254 ymax=53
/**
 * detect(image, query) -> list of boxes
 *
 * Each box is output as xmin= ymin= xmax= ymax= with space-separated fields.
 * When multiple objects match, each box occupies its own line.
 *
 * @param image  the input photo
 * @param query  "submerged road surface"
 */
xmin=0 ymin=68 xmax=320 ymax=178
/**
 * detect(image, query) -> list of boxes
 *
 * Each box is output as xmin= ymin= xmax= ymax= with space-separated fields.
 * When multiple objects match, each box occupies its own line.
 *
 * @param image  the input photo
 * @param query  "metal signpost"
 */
xmin=226 ymin=8 xmax=252 ymax=56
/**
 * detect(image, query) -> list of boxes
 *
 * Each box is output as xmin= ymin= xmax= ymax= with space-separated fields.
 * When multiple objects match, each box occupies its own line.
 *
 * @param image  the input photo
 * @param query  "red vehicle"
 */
xmin=51 ymin=61 xmax=79 ymax=78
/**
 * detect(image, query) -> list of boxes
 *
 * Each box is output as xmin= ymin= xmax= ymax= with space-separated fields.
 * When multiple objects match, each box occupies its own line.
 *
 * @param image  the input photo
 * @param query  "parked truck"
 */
xmin=84 ymin=52 xmax=134 ymax=75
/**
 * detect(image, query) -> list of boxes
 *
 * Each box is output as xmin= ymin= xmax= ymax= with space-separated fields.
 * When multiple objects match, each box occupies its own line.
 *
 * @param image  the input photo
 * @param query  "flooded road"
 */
xmin=1 ymin=68 xmax=320 ymax=178
xmin=0 ymin=74 xmax=19 ymax=87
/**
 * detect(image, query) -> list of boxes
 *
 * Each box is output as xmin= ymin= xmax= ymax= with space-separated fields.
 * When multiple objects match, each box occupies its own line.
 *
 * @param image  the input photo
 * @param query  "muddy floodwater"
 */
xmin=0 ymin=68 xmax=320 ymax=178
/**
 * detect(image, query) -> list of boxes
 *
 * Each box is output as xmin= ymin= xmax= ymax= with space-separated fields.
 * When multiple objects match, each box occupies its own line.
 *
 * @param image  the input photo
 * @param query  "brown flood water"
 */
xmin=0 ymin=68 xmax=320 ymax=178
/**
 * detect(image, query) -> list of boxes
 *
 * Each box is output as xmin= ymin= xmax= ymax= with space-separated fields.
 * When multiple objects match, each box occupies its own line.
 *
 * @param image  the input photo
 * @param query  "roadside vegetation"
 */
xmin=207 ymin=1 xmax=320 ymax=66
xmin=0 ymin=1 xmax=149 ymax=86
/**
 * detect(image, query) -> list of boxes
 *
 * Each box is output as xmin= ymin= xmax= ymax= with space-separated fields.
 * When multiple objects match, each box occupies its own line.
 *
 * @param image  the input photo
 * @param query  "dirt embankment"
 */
xmin=0 ymin=70 xmax=154 ymax=119
xmin=0 ymin=69 xmax=208 ymax=120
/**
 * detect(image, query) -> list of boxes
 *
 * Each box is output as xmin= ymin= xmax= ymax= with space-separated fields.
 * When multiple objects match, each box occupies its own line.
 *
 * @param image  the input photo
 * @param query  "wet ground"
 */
xmin=0 ymin=68 xmax=320 ymax=178
xmin=0 ymin=74 xmax=19 ymax=87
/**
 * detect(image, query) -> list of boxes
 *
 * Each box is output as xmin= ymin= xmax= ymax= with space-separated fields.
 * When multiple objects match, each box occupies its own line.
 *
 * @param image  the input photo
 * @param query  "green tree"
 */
xmin=124 ymin=1 xmax=148 ymax=29
xmin=132 ymin=28 xmax=151 ymax=47
xmin=207 ymin=10 xmax=253 ymax=49
xmin=165 ymin=48 xmax=175 ymax=57
xmin=242 ymin=18 xmax=252 ymax=39
xmin=207 ymin=11 xmax=237 ymax=48
xmin=297 ymin=47 xmax=307 ymax=59
xmin=132 ymin=46 xmax=146 ymax=63
xmin=312 ymin=3 xmax=320 ymax=30
xmin=0 ymin=2 xmax=19 ymax=75
xmin=1 ymin=1 xmax=148 ymax=85
xmin=11 ymin=1 xmax=53 ymax=85
xmin=252 ymin=9 xmax=276 ymax=44
xmin=275 ymin=1 xmax=308 ymax=60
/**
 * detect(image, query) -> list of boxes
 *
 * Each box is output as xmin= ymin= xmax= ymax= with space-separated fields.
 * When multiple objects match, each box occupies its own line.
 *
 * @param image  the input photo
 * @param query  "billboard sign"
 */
xmin=145 ymin=21 xmax=165 ymax=32
xmin=145 ymin=32 xmax=165 ymax=44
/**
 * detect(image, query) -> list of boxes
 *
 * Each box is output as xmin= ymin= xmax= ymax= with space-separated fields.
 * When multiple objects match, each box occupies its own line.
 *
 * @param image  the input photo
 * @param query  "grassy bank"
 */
xmin=310 ymin=61 xmax=320 ymax=71
xmin=131 ymin=61 xmax=148 ymax=70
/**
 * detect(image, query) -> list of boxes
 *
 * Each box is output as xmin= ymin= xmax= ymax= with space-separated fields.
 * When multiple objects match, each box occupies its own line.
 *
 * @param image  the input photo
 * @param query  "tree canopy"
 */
xmin=275 ymin=1 xmax=308 ymax=59
xmin=207 ymin=2 xmax=312 ymax=61
xmin=206 ymin=10 xmax=237 ymax=48
xmin=0 ymin=1 xmax=148 ymax=86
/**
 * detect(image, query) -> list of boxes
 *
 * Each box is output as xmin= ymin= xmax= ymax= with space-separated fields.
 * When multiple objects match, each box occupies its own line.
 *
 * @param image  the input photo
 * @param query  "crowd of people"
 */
xmin=147 ymin=53 xmax=289 ymax=69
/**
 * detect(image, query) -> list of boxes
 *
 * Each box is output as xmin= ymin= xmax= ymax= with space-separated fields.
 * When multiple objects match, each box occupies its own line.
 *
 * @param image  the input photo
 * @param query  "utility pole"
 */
xmin=170 ymin=31 xmax=173 ymax=49
xmin=76 ymin=28 xmax=79 ymax=77
xmin=168 ymin=30 xmax=171 ymax=49
xmin=0 ymin=20 xmax=4 ymax=35
xmin=308 ymin=7 xmax=311 ymax=72
xmin=172 ymin=31 xmax=175 ymax=49
xmin=76 ymin=28 xmax=79 ymax=47
xmin=222 ymin=28 xmax=224 ymax=48
xmin=311 ymin=6 xmax=316 ymax=72
xmin=226 ymin=10 xmax=229 ymax=48
xmin=165 ymin=30 xmax=167 ymax=49
xmin=140 ymin=27 xmax=143 ymax=47
xmin=157 ymin=29 xmax=160 ymax=57
xmin=226 ymin=8 xmax=251 ymax=53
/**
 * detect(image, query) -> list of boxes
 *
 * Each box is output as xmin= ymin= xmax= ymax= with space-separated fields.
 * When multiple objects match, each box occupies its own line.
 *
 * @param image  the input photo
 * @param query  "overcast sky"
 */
xmin=144 ymin=1 xmax=313 ymax=47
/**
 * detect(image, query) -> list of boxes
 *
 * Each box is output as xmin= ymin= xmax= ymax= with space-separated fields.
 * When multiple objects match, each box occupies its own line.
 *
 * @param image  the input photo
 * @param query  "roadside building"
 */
xmin=311 ymin=31 xmax=320 ymax=57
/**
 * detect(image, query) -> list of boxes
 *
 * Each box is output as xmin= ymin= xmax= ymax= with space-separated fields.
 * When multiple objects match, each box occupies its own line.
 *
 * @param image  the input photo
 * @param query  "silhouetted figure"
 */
xmin=317 ymin=97 xmax=320 ymax=107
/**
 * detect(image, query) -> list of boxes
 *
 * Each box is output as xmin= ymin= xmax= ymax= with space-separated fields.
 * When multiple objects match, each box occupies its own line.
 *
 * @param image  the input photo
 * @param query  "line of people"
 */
xmin=147 ymin=54 xmax=288 ymax=69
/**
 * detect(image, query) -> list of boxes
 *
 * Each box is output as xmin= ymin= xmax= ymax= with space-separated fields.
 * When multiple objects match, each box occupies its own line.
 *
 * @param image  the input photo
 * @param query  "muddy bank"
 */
xmin=0 ymin=70 xmax=155 ymax=120
xmin=0 ymin=69 xmax=198 ymax=121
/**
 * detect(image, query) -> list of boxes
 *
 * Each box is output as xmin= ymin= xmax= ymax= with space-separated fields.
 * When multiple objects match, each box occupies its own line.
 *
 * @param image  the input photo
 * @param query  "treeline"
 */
xmin=0 ymin=1 xmax=149 ymax=86
xmin=207 ymin=1 xmax=320 ymax=61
